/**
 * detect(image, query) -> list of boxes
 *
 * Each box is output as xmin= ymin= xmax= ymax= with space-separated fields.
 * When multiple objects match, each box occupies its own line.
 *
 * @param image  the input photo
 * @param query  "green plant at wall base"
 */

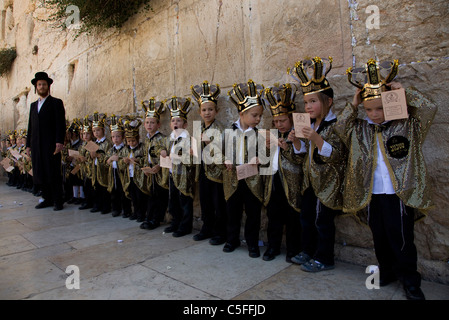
xmin=0 ymin=48 xmax=17 ymax=77
xmin=41 ymin=0 xmax=151 ymax=37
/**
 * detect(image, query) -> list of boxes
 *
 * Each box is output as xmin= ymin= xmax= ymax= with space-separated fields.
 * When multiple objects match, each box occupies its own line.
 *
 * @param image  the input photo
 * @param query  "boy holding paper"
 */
xmin=261 ymin=84 xmax=305 ymax=262
xmin=288 ymin=57 xmax=347 ymax=272
xmin=223 ymin=80 xmax=265 ymax=258
xmin=77 ymin=116 xmax=95 ymax=210
xmin=65 ymin=119 xmax=84 ymax=205
xmin=140 ymin=99 xmax=169 ymax=230
xmin=336 ymin=59 xmax=436 ymax=300
xmin=160 ymin=97 xmax=197 ymax=237
xmin=105 ymin=115 xmax=132 ymax=218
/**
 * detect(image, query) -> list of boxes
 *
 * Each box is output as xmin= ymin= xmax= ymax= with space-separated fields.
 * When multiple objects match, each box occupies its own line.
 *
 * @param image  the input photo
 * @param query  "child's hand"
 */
xmin=278 ymin=138 xmax=288 ymax=150
xmin=90 ymin=151 xmax=97 ymax=159
xmin=123 ymin=157 xmax=131 ymax=164
xmin=352 ymin=88 xmax=362 ymax=107
xmin=160 ymin=150 xmax=167 ymax=158
xmin=151 ymin=164 xmax=160 ymax=174
xmin=387 ymin=81 xmax=403 ymax=90
xmin=302 ymin=127 xmax=318 ymax=141
xmin=224 ymin=159 xmax=233 ymax=171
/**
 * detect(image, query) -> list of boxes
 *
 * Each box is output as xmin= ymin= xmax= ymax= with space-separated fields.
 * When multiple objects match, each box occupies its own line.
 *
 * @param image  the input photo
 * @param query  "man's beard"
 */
xmin=37 ymin=88 xmax=49 ymax=97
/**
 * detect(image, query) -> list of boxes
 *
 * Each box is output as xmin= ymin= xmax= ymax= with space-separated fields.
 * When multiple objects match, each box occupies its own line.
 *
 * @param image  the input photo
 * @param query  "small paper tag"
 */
xmin=236 ymin=163 xmax=258 ymax=180
xmin=160 ymin=155 xmax=172 ymax=169
xmin=382 ymin=88 xmax=408 ymax=121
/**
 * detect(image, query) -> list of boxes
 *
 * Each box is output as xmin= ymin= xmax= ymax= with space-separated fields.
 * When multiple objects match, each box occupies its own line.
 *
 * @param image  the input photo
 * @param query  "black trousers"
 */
xmin=226 ymin=180 xmax=262 ymax=248
xmin=146 ymin=181 xmax=169 ymax=223
xmin=300 ymin=187 xmax=337 ymax=266
xmin=128 ymin=177 xmax=148 ymax=220
xmin=369 ymin=194 xmax=421 ymax=287
xmin=111 ymin=168 xmax=132 ymax=215
xmin=82 ymin=177 xmax=94 ymax=206
xmin=266 ymin=172 xmax=302 ymax=255
xmin=93 ymin=181 xmax=111 ymax=212
xmin=198 ymin=166 xmax=227 ymax=238
xmin=168 ymin=175 xmax=193 ymax=233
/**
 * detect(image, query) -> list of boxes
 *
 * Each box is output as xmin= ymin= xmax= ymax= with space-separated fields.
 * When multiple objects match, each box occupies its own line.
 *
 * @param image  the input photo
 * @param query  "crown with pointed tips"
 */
xmin=346 ymin=59 xmax=399 ymax=101
xmin=289 ymin=56 xmax=333 ymax=96
xmin=81 ymin=116 xmax=92 ymax=133
xmin=191 ymin=81 xmax=221 ymax=107
xmin=67 ymin=119 xmax=81 ymax=133
xmin=228 ymin=79 xmax=264 ymax=113
xmin=17 ymin=129 xmax=27 ymax=138
xmin=108 ymin=114 xmax=124 ymax=133
xmin=262 ymin=83 xmax=297 ymax=117
xmin=92 ymin=112 xmax=107 ymax=128
xmin=123 ymin=117 xmax=142 ymax=139
xmin=7 ymin=130 xmax=16 ymax=141
xmin=142 ymin=98 xmax=166 ymax=120
xmin=167 ymin=96 xmax=191 ymax=120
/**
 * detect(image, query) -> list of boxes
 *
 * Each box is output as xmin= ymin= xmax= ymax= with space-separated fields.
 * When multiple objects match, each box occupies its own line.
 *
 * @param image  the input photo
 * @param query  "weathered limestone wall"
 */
xmin=0 ymin=0 xmax=448 ymax=283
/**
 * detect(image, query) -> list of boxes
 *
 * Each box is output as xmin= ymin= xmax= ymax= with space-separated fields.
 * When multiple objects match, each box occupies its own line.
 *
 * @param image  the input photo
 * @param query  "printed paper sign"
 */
xmin=236 ymin=163 xmax=258 ymax=180
xmin=84 ymin=141 xmax=99 ymax=153
xmin=68 ymin=149 xmax=81 ymax=158
xmin=160 ymin=155 xmax=172 ymax=169
xmin=382 ymin=88 xmax=408 ymax=121
xmin=293 ymin=113 xmax=311 ymax=138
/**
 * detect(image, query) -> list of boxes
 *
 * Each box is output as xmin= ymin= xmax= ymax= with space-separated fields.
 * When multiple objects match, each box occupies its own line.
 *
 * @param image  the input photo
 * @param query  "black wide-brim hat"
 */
xmin=31 ymin=72 xmax=53 ymax=86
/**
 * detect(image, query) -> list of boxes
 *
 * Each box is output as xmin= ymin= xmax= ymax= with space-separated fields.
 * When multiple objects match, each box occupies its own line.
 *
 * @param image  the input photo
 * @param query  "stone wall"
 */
xmin=0 ymin=0 xmax=448 ymax=283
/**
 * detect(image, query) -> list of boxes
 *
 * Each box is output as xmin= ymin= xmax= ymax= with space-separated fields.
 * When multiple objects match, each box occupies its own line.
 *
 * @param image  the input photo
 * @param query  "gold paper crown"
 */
xmin=346 ymin=59 xmax=399 ymax=101
xmin=228 ymin=79 xmax=264 ymax=113
xmin=142 ymin=98 xmax=166 ymax=120
xmin=81 ymin=116 xmax=92 ymax=133
xmin=108 ymin=114 xmax=124 ymax=133
xmin=167 ymin=96 xmax=191 ymax=120
xmin=67 ymin=119 xmax=81 ymax=133
xmin=124 ymin=118 xmax=142 ymax=139
xmin=262 ymin=83 xmax=297 ymax=117
xmin=17 ymin=129 xmax=27 ymax=138
xmin=8 ymin=130 xmax=16 ymax=141
xmin=92 ymin=111 xmax=107 ymax=128
xmin=191 ymin=81 xmax=221 ymax=107
xmin=289 ymin=56 xmax=333 ymax=95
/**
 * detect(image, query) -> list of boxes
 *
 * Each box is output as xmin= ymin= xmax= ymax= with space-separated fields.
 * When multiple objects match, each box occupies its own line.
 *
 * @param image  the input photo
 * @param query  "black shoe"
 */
xmin=193 ymin=232 xmax=212 ymax=241
xmin=223 ymin=242 xmax=239 ymax=253
xmin=380 ymin=273 xmax=398 ymax=287
xmin=173 ymin=230 xmax=191 ymax=238
xmin=209 ymin=236 xmax=226 ymax=246
xmin=90 ymin=207 xmax=101 ymax=213
xmin=404 ymin=285 xmax=425 ymax=300
xmin=248 ymin=246 xmax=261 ymax=258
xmin=74 ymin=198 xmax=83 ymax=205
xmin=67 ymin=198 xmax=78 ymax=204
xmin=140 ymin=221 xmax=150 ymax=229
xmin=53 ymin=204 xmax=63 ymax=211
xmin=101 ymin=210 xmax=111 ymax=215
xmin=136 ymin=216 xmax=144 ymax=223
xmin=129 ymin=215 xmax=137 ymax=220
xmin=147 ymin=220 xmax=160 ymax=230
xmin=111 ymin=211 xmax=120 ymax=217
xmin=122 ymin=212 xmax=131 ymax=218
xmin=263 ymin=248 xmax=280 ymax=261
xmin=35 ymin=201 xmax=53 ymax=209
xmin=164 ymin=226 xmax=177 ymax=233
xmin=79 ymin=203 xmax=93 ymax=210
xmin=286 ymin=252 xmax=296 ymax=263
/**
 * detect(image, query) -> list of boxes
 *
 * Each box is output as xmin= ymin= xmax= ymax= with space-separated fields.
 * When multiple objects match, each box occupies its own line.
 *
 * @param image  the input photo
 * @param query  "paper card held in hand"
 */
xmin=9 ymin=149 xmax=22 ymax=160
xmin=293 ymin=113 xmax=311 ymax=138
xmin=236 ymin=163 xmax=258 ymax=180
xmin=1 ymin=158 xmax=10 ymax=168
xmin=160 ymin=155 xmax=172 ymax=169
xmin=382 ymin=88 xmax=408 ymax=121
xmin=71 ymin=164 xmax=80 ymax=175
xmin=141 ymin=166 xmax=153 ymax=174
xmin=68 ymin=149 xmax=81 ymax=158
xmin=84 ymin=141 xmax=99 ymax=153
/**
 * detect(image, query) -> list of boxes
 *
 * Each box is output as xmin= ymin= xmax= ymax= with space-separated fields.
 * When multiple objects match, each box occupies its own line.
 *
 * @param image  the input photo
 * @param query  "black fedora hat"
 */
xmin=31 ymin=72 xmax=53 ymax=86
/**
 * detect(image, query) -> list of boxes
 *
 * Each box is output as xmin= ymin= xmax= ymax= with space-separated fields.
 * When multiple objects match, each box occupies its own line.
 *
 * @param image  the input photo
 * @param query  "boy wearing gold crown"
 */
xmin=65 ymin=119 xmax=84 ymax=205
xmin=77 ymin=116 xmax=95 ymax=210
xmin=335 ymin=59 xmax=436 ymax=300
xmin=90 ymin=112 xmax=113 ymax=214
xmin=119 ymin=119 xmax=148 ymax=222
xmin=18 ymin=129 xmax=33 ymax=192
xmin=288 ymin=57 xmax=347 ymax=272
xmin=261 ymin=84 xmax=305 ymax=262
xmin=6 ymin=130 xmax=19 ymax=187
xmin=160 ymin=97 xmax=197 ymax=237
xmin=105 ymin=115 xmax=132 ymax=218
xmin=224 ymin=80 xmax=265 ymax=258
xmin=140 ymin=99 xmax=169 ymax=230
xmin=191 ymin=81 xmax=227 ymax=245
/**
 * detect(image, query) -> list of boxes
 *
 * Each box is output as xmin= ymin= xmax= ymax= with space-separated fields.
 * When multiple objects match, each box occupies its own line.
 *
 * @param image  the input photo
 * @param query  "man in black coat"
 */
xmin=26 ymin=72 xmax=66 ymax=211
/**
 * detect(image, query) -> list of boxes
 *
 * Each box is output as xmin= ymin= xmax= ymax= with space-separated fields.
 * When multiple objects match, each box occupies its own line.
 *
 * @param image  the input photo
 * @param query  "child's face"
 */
xmin=240 ymin=105 xmax=263 ymax=129
xmin=82 ymin=131 xmax=92 ymax=141
xmin=6 ymin=140 xmax=11 ymax=148
xmin=304 ymin=93 xmax=325 ymax=120
xmin=170 ymin=117 xmax=187 ymax=131
xmin=363 ymin=98 xmax=385 ymax=124
xmin=111 ymin=131 xmax=124 ymax=146
xmin=92 ymin=127 xmax=105 ymax=140
xmin=15 ymin=138 xmax=20 ymax=145
xmin=199 ymin=102 xmax=217 ymax=125
xmin=144 ymin=117 xmax=160 ymax=135
xmin=126 ymin=136 xmax=139 ymax=148
xmin=273 ymin=114 xmax=293 ymax=133
xmin=21 ymin=137 xmax=26 ymax=145
xmin=71 ymin=132 xmax=79 ymax=141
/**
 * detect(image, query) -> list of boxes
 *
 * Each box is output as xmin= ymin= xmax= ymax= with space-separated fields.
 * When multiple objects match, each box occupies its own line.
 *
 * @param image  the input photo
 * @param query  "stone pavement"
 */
xmin=1 ymin=178 xmax=448 ymax=302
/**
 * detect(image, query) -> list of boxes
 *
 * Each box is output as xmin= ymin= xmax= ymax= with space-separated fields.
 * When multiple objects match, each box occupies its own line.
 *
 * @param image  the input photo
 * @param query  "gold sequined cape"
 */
xmin=263 ymin=143 xmax=305 ymax=211
xmin=301 ymin=116 xmax=347 ymax=210
xmin=162 ymin=134 xmax=198 ymax=199
xmin=118 ymin=143 xmax=147 ymax=198
xmin=222 ymin=126 xmax=264 ymax=203
xmin=198 ymin=120 xmax=226 ymax=184
xmin=334 ymin=87 xmax=436 ymax=220
xmin=91 ymin=139 xmax=112 ymax=188
xmin=105 ymin=145 xmax=127 ymax=194
xmin=78 ymin=141 xmax=93 ymax=180
xmin=140 ymin=132 xmax=169 ymax=195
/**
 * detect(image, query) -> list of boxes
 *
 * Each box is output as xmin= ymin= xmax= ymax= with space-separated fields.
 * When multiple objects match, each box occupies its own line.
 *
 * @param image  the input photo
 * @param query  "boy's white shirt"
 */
xmin=112 ymin=142 xmax=124 ymax=169
xmin=233 ymin=119 xmax=256 ymax=165
xmin=308 ymin=110 xmax=335 ymax=164
xmin=366 ymin=117 xmax=395 ymax=194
